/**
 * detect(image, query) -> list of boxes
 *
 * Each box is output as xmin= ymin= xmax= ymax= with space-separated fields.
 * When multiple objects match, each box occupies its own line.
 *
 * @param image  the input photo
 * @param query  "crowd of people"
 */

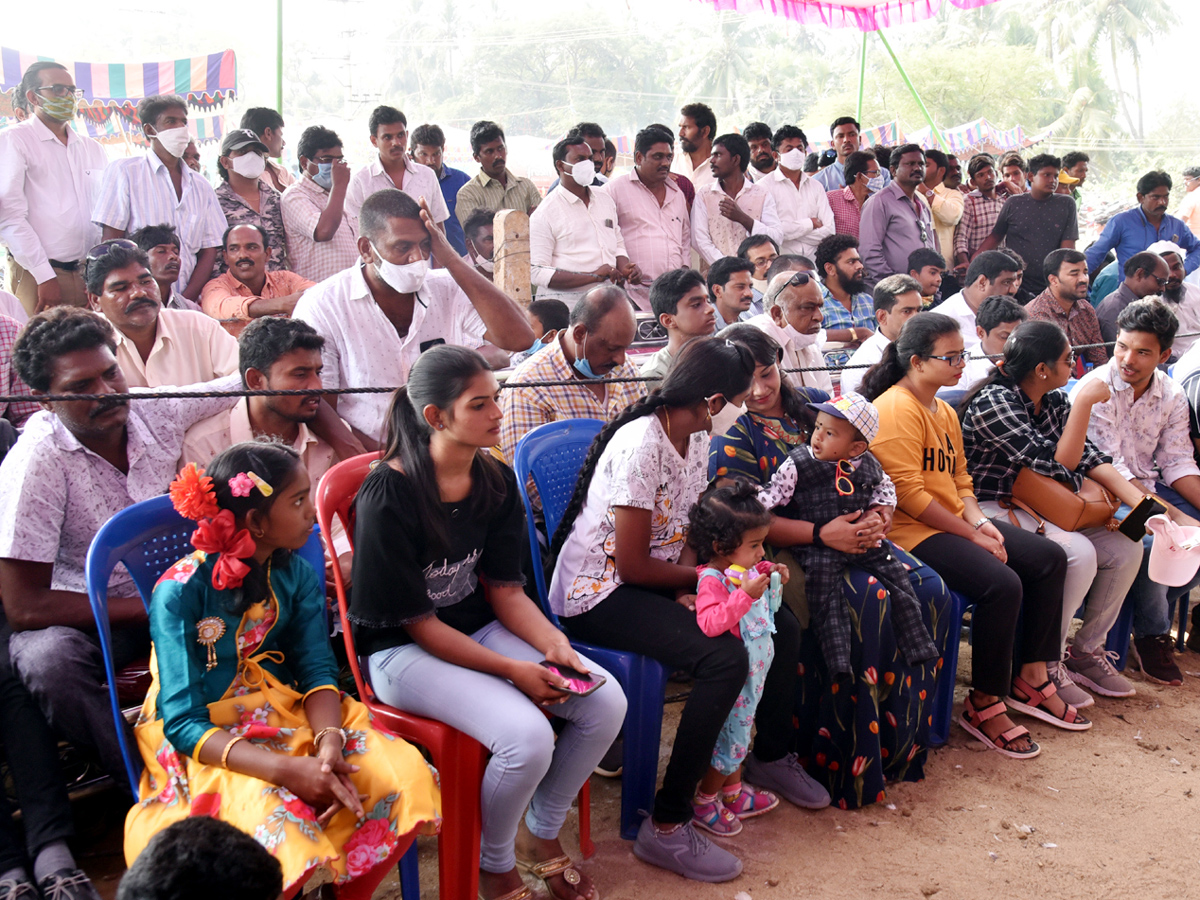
xmin=3 ymin=54 xmax=1200 ymax=895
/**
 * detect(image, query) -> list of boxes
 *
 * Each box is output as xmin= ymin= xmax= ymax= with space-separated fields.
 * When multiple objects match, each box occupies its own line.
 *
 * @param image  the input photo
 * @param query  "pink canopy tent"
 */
xmin=695 ymin=0 xmax=1005 ymax=149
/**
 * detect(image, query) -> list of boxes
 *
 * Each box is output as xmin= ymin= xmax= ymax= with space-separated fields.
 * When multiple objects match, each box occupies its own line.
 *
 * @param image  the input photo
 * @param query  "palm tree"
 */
xmin=1041 ymin=0 xmax=1178 ymax=141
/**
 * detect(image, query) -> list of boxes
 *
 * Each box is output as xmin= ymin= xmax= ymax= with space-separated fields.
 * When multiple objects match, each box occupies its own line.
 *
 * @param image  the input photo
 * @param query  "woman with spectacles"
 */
xmin=710 ymin=323 xmax=953 ymax=811
xmin=959 ymin=320 xmax=1144 ymax=705
xmin=861 ymin=312 xmax=1089 ymax=761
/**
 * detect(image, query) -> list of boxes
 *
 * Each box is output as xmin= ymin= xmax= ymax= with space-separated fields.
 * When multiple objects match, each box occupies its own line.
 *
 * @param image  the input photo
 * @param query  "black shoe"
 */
xmin=593 ymin=736 xmax=623 ymax=778
xmin=1135 ymin=635 xmax=1183 ymax=685
xmin=1187 ymin=606 xmax=1200 ymax=654
xmin=35 ymin=869 xmax=101 ymax=900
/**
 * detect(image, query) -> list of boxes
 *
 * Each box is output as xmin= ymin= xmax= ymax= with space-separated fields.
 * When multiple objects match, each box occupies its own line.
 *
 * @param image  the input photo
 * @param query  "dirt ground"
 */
xmin=76 ymin=633 xmax=1200 ymax=900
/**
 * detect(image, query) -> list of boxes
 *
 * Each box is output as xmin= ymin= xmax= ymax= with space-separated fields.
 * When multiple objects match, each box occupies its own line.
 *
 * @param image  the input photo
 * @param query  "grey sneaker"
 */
xmin=632 ymin=816 xmax=742 ymax=882
xmin=1066 ymin=646 xmax=1136 ymax=698
xmin=1047 ymin=659 xmax=1094 ymax=708
xmin=0 ymin=878 xmax=38 ymax=900
xmin=36 ymin=870 xmax=101 ymax=900
xmin=743 ymin=752 xmax=831 ymax=809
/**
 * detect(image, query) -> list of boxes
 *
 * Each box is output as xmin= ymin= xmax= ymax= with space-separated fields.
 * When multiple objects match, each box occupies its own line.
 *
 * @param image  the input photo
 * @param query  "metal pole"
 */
xmin=875 ymin=29 xmax=947 ymax=150
xmin=856 ymin=32 xmax=867 ymax=122
xmin=276 ymin=0 xmax=283 ymax=113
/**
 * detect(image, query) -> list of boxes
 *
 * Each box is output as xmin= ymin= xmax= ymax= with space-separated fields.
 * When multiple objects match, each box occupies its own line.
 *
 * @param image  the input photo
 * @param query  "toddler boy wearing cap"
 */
xmin=757 ymin=391 xmax=938 ymax=678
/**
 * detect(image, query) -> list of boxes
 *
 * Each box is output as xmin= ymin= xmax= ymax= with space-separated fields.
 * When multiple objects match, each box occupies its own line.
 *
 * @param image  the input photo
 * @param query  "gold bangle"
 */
xmin=220 ymin=735 xmax=245 ymax=769
xmin=314 ymin=726 xmax=347 ymax=751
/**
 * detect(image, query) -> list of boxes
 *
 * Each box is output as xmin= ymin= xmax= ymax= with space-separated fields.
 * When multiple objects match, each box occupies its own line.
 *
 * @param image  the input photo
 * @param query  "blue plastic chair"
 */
xmin=928 ymin=591 xmax=971 ymax=746
xmin=514 ymin=418 xmax=670 ymax=841
xmin=85 ymin=495 xmax=418 ymax=898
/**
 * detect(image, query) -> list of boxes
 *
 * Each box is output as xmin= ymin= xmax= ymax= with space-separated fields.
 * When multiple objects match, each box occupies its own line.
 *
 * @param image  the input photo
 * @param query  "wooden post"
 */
xmin=493 ymin=209 xmax=532 ymax=308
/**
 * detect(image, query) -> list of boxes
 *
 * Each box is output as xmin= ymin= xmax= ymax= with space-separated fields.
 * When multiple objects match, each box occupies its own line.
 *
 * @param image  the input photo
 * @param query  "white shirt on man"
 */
xmin=92 ymin=151 xmax=225 ymax=292
xmin=0 ymin=117 xmax=109 ymax=281
xmin=840 ymin=328 xmax=890 ymax=395
xmin=758 ymin=168 xmax=836 ymax=258
xmin=345 ymin=156 xmax=450 ymax=223
xmin=529 ymin=185 xmax=627 ymax=303
xmin=293 ymin=266 xmax=487 ymax=443
xmin=935 ymin=291 xmax=982 ymax=353
xmin=745 ymin=312 xmax=833 ymax=394
xmin=691 ymin=179 xmax=781 ymax=266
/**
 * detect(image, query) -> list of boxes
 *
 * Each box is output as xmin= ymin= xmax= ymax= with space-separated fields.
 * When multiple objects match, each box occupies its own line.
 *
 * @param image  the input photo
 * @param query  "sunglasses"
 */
xmin=835 ymin=459 xmax=855 ymax=496
xmin=87 ymin=239 xmax=139 ymax=263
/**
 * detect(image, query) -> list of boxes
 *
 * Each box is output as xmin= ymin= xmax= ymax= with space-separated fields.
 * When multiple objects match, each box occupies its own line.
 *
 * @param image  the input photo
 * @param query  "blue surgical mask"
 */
xmin=313 ymin=162 xmax=334 ymax=189
xmin=866 ymin=174 xmax=885 ymax=193
xmin=526 ymin=337 xmax=548 ymax=356
xmin=572 ymin=333 xmax=601 ymax=379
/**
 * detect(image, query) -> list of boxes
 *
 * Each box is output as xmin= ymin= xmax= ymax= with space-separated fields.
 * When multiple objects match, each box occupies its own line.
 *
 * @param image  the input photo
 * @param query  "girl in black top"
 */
xmin=349 ymin=346 xmax=626 ymax=900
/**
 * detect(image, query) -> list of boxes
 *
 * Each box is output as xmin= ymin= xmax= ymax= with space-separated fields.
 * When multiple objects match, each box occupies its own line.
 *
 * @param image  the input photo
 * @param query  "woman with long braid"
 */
xmin=549 ymin=337 xmax=827 ymax=883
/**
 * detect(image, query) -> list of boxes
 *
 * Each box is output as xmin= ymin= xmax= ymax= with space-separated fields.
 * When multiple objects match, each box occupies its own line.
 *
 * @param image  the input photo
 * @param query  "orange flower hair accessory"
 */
xmin=170 ymin=464 xmax=220 ymax=521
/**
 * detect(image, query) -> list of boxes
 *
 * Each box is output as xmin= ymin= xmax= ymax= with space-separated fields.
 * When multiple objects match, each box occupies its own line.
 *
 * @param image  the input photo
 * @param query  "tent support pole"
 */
xmin=276 ymin=0 xmax=284 ymax=113
xmin=875 ymin=29 xmax=947 ymax=150
xmin=856 ymin=32 xmax=867 ymax=122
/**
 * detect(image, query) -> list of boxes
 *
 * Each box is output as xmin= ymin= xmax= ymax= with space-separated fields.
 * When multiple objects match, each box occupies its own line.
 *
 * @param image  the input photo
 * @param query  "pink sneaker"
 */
xmin=722 ymin=783 xmax=780 ymax=820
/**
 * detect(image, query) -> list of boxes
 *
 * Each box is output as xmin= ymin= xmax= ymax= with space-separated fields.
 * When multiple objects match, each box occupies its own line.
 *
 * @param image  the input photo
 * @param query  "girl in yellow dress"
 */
xmin=124 ymin=441 xmax=441 ymax=898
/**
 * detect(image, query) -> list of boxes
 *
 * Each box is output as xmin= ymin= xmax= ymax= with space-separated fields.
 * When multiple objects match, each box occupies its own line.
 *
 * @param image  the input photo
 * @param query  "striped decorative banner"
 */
xmin=1 ymin=47 xmax=237 ymax=115
xmin=859 ymin=120 xmax=902 ymax=147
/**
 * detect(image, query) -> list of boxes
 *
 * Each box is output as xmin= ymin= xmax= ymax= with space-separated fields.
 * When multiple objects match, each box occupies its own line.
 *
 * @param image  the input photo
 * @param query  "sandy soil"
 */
xmin=78 ymin=635 xmax=1200 ymax=900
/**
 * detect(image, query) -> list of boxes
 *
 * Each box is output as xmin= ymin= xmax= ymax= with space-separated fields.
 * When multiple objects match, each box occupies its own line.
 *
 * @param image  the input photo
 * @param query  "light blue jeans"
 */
xmin=1119 ymin=483 xmax=1200 ymax=638
xmin=368 ymin=620 xmax=626 ymax=873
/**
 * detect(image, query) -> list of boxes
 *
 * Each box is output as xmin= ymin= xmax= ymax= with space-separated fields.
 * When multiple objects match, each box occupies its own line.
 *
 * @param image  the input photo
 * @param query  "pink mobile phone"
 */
xmin=540 ymin=661 xmax=607 ymax=697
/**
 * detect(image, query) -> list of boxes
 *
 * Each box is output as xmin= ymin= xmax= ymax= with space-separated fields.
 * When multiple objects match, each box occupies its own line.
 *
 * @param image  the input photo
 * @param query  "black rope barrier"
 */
xmin=0 ymin=336 xmax=1171 ymax=406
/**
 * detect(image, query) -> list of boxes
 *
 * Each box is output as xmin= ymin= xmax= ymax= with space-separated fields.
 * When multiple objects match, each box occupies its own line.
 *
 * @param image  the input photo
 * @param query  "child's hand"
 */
xmin=743 ymin=572 xmax=770 ymax=599
xmin=770 ymin=563 xmax=790 ymax=585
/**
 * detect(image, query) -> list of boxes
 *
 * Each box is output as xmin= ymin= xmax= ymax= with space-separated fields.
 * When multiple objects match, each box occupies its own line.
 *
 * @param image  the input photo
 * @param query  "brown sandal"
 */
xmin=515 ymin=854 xmax=598 ymax=900
xmin=959 ymin=693 xmax=1040 ymax=759
xmin=1007 ymin=675 xmax=1092 ymax=731
xmin=477 ymin=886 xmax=532 ymax=900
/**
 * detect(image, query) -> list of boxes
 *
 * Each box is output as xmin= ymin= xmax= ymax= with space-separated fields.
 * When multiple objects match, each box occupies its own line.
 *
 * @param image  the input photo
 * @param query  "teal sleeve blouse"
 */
xmin=148 ymin=550 xmax=339 ymax=757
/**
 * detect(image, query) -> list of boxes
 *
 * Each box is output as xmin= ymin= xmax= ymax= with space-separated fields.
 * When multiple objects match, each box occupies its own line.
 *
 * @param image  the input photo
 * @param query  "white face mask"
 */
xmin=371 ymin=243 xmax=428 ymax=294
xmin=751 ymin=277 xmax=768 ymax=295
xmin=784 ymin=323 xmax=823 ymax=349
xmin=468 ymin=241 xmax=495 ymax=272
xmin=565 ymin=158 xmax=596 ymax=187
xmin=779 ymin=147 xmax=806 ymax=170
xmin=708 ymin=396 xmax=746 ymax=437
xmin=152 ymin=125 xmax=192 ymax=158
xmin=231 ymin=153 xmax=267 ymax=179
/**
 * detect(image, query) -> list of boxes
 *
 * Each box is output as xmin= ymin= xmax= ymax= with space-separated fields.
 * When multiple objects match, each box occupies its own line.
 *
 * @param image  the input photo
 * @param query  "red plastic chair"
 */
xmin=316 ymin=454 xmax=591 ymax=900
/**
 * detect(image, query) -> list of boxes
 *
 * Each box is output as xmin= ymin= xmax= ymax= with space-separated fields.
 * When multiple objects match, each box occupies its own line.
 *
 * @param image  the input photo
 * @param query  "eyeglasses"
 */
xmin=927 ymin=352 xmax=968 ymax=367
xmin=1063 ymin=350 xmax=1077 ymax=367
xmin=1153 ymin=275 xmax=1168 ymax=287
xmin=87 ymin=239 xmax=139 ymax=263
xmin=835 ymin=459 xmax=856 ymax=496
xmin=35 ymin=85 xmax=83 ymax=100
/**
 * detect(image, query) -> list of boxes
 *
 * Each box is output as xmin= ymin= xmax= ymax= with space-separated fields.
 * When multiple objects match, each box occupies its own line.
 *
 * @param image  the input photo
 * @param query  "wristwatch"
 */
xmin=972 ymin=516 xmax=989 ymax=530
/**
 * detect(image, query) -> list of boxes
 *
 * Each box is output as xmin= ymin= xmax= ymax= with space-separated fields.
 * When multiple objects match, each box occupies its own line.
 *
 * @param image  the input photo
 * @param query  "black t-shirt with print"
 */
xmin=348 ymin=460 xmax=527 ymax=656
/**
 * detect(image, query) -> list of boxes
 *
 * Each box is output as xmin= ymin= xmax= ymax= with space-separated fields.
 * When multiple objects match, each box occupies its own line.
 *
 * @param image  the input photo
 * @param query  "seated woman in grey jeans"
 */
xmin=959 ymin=319 xmax=1144 ymax=704
xmin=348 ymin=346 xmax=626 ymax=900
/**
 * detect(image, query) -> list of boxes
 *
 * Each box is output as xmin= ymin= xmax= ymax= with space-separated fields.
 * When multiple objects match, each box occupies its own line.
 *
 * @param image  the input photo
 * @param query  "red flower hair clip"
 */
xmin=170 ymin=465 xmax=256 ymax=591
xmin=170 ymin=464 xmax=220 ymax=521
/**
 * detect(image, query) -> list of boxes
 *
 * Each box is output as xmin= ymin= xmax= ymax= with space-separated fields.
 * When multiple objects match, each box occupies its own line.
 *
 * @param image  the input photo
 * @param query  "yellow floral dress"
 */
xmin=124 ymin=551 xmax=441 ymax=891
